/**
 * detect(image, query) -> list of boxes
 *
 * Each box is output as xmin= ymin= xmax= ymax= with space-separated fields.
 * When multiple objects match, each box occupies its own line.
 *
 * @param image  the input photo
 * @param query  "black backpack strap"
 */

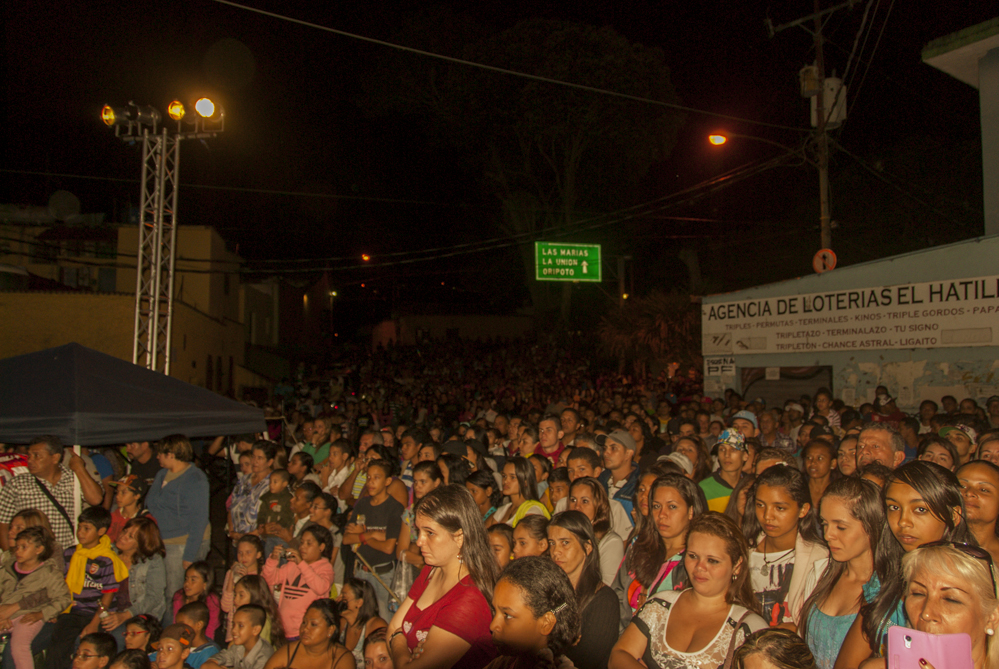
xmin=33 ymin=475 xmax=75 ymax=534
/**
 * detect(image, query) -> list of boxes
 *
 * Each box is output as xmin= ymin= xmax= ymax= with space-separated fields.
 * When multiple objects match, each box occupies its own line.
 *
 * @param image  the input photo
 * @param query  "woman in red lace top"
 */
xmin=386 ymin=485 xmax=500 ymax=669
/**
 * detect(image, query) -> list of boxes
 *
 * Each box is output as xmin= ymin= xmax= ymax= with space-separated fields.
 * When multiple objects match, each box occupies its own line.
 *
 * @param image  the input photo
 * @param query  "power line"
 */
xmin=846 ymin=0 xmax=896 ymax=118
xmin=208 ymin=0 xmax=812 ymax=134
xmin=0 ymin=169 xmax=468 ymax=207
xmin=2 ymin=151 xmax=799 ymax=276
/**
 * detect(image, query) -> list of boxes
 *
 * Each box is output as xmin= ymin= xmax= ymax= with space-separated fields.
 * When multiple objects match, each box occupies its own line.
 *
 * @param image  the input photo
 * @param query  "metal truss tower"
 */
xmin=133 ymin=130 xmax=180 ymax=374
xmin=102 ymin=99 xmax=223 ymax=375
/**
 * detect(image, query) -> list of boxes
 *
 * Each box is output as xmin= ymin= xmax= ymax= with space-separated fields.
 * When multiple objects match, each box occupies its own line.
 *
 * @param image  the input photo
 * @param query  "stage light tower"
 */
xmin=101 ymin=98 xmax=225 ymax=374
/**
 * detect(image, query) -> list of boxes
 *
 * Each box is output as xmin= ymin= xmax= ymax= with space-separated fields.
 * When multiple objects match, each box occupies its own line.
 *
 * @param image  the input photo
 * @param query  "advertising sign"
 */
xmin=703 ymin=275 xmax=999 ymax=354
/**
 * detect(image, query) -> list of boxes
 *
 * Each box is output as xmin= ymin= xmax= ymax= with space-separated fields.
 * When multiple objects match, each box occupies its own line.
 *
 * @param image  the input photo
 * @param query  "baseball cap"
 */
xmin=731 ymin=410 xmax=759 ymax=431
xmin=153 ymin=624 xmax=194 ymax=650
xmin=940 ymin=424 xmax=978 ymax=443
xmin=596 ymin=429 xmax=637 ymax=452
xmin=716 ymin=429 xmax=746 ymax=451
xmin=109 ymin=474 xmax=149 ymax=498
xmin=659 ymin=451 xmax=694 ymax=475
xmin=785 ymin=403 xmax=804 ymax=415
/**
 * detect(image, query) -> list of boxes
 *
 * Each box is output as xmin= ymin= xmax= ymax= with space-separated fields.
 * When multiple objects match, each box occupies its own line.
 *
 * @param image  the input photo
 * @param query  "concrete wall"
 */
xmin=0 ymin=292 xmax=134 ymax=359
xmin=701 ymin=235 xmax=999 ymax=410
xmin=116 ymin=226 xmax=242 ymax=322
xmin=0 ymin=292 xmax=268 ymax=399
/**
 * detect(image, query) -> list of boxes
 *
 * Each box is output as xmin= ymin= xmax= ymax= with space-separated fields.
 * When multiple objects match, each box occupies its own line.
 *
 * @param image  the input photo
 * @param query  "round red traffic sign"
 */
xmin=813 ymin=248 xmax=837 ymax=273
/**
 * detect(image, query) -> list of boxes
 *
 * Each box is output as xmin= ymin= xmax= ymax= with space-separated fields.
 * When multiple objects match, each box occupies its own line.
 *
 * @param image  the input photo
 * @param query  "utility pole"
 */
xmin=814 ymin=0 xmax=832 ymax=251
xmin=768 ymin=1 xmax=856 ymax=252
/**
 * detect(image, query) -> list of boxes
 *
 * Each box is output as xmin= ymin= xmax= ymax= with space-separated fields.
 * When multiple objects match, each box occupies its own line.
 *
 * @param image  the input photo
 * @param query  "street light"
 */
xmin=101 ymin=97 xmax=225 ymax=374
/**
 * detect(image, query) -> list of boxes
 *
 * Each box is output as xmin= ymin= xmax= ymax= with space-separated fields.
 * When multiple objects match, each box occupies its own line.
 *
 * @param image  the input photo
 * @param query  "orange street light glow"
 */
xmin=708 ymin=134 xmax=728 ymax=146
xmin=361 ymin=254 xmax=370 ymax=261
xmin=101 ymin=105 xmax=117 ymax=126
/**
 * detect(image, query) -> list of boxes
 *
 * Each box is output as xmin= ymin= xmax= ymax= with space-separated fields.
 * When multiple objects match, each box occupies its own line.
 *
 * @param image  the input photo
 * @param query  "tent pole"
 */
xmin=73 ymin=445 xmax=82 ymax=534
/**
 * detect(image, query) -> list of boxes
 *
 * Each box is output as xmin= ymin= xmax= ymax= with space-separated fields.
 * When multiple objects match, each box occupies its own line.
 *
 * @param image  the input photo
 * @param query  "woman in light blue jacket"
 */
xmin=144 ymin=435 xmax=210 ymax=618
xmin=105 ymin=516 xmax=168 ymax=648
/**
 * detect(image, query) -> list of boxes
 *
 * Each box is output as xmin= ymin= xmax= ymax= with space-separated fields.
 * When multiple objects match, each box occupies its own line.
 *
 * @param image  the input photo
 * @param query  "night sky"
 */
xmin=2 ymin=0 xmax=993 ymax=322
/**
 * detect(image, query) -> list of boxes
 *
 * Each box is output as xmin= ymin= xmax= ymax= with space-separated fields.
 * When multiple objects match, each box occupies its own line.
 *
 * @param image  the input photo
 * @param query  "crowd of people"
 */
xmin=1 ymin=337 xmax=999 ymax=669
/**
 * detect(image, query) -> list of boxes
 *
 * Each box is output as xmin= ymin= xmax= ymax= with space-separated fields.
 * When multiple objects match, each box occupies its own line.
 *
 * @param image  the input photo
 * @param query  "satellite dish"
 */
xmin=48 ymin=190 xmax=81 ymax=221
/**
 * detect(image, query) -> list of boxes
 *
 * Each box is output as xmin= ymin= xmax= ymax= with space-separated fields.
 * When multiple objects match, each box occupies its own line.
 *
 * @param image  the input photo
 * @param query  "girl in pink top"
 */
xmin=262 ymin=525 xmax=334 ymax=639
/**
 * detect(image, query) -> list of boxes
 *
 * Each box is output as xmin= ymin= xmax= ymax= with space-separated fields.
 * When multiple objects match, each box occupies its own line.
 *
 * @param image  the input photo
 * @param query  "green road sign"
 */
xmin=535 ymin=242 xmax=602 ymax=282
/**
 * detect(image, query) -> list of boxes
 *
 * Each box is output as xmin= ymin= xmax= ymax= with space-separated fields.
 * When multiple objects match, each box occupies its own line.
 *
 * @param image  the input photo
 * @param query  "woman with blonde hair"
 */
xmin=860 ymin=542 xmax=999 ymax=669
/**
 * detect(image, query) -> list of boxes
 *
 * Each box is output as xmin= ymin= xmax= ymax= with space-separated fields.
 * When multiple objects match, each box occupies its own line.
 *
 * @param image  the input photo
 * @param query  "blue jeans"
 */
xmin=353 ymin=561 xmax=396 ymax=621
xmin=162 ymin=527 xmax=211 ymax=624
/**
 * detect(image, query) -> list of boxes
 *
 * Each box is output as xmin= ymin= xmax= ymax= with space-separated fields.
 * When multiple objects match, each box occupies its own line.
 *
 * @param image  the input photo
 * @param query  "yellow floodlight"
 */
xmin=167 ymin=100 xmax=186 ymax=121
xmin=195 ymin=98 xmax=216 ymax=118
xmin=101 ymin=105 xmax=118 ymax=126
xmin=708 ymin=134 xmax=728 ymax=146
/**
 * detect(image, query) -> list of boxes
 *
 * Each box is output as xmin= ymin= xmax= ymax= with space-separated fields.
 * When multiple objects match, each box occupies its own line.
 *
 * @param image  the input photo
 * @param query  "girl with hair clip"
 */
xmin=232 ymin=575 xmax=285 ymax=649
xmin=491 ymin=458 xmax=550 ymax=528
xmin=222 ymin=534 xmax=265 ymax=642
xmin=732 ymin=628 xmax=818 ymax=669
xmin=613 ymin=474 xmax=707 ymax=627
xmin=610 ymin=512 xmax=767 ymax=669
xmin=547 ymin=511 xmax=620 ymax=669
xmin=742 ymin=464 xmax=828 ymax=629
xmin=568 ymin=477 xmax=623 ymax=586
xmin=486 ymin=556 xmax=581 ymax=669
xmin=959 ymin=459 xmax=999 ymax=564
xmin=386 ymin=484 xmax=500 ymax=669
xmin=798 ymin=478 xmax=884 ymax=669
xmin=834 ymin=460 xmax=974 ymax=669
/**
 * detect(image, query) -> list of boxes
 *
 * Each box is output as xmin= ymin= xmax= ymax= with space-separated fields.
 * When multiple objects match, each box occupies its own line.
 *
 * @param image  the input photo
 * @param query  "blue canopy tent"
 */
xmin=0 ymin=342 xmax=266 ymax=445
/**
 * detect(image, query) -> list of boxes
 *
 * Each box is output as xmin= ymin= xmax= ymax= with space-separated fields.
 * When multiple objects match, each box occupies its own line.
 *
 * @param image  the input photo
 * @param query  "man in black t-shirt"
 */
xmin=125 ymin=441 xmax=164 ymax=486
xmin=344 ymin=459 xmax=403 ymax=619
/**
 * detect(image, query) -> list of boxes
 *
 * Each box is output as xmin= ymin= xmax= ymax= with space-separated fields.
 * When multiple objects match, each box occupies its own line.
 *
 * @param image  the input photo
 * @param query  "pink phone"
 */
xmin=887 ymin=626 xmax=973 ymax=669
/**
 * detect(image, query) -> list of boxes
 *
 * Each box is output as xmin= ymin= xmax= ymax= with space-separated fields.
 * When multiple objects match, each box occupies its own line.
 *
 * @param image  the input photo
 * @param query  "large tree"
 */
xmin=360 ymin=14 xmax=684 ymax=316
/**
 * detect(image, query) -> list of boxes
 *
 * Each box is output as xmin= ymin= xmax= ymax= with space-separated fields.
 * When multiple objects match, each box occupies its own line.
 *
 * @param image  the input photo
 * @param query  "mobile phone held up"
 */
xmin=887 ymin=627 xmax=973 ymax=669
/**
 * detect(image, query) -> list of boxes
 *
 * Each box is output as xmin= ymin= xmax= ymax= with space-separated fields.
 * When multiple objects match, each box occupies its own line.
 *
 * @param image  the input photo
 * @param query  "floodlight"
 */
xmin=132 ymin=104 xmax=161 ymax=126
xmin=708 ymin=134 xmax=728 ymax=146
xmin=167 ymin=101 xmax=186 ymax=121
xmin=101 ymin=105 xmax=126 ymax=126
xmin=195 ymin=98 xmax=217 ymax=118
